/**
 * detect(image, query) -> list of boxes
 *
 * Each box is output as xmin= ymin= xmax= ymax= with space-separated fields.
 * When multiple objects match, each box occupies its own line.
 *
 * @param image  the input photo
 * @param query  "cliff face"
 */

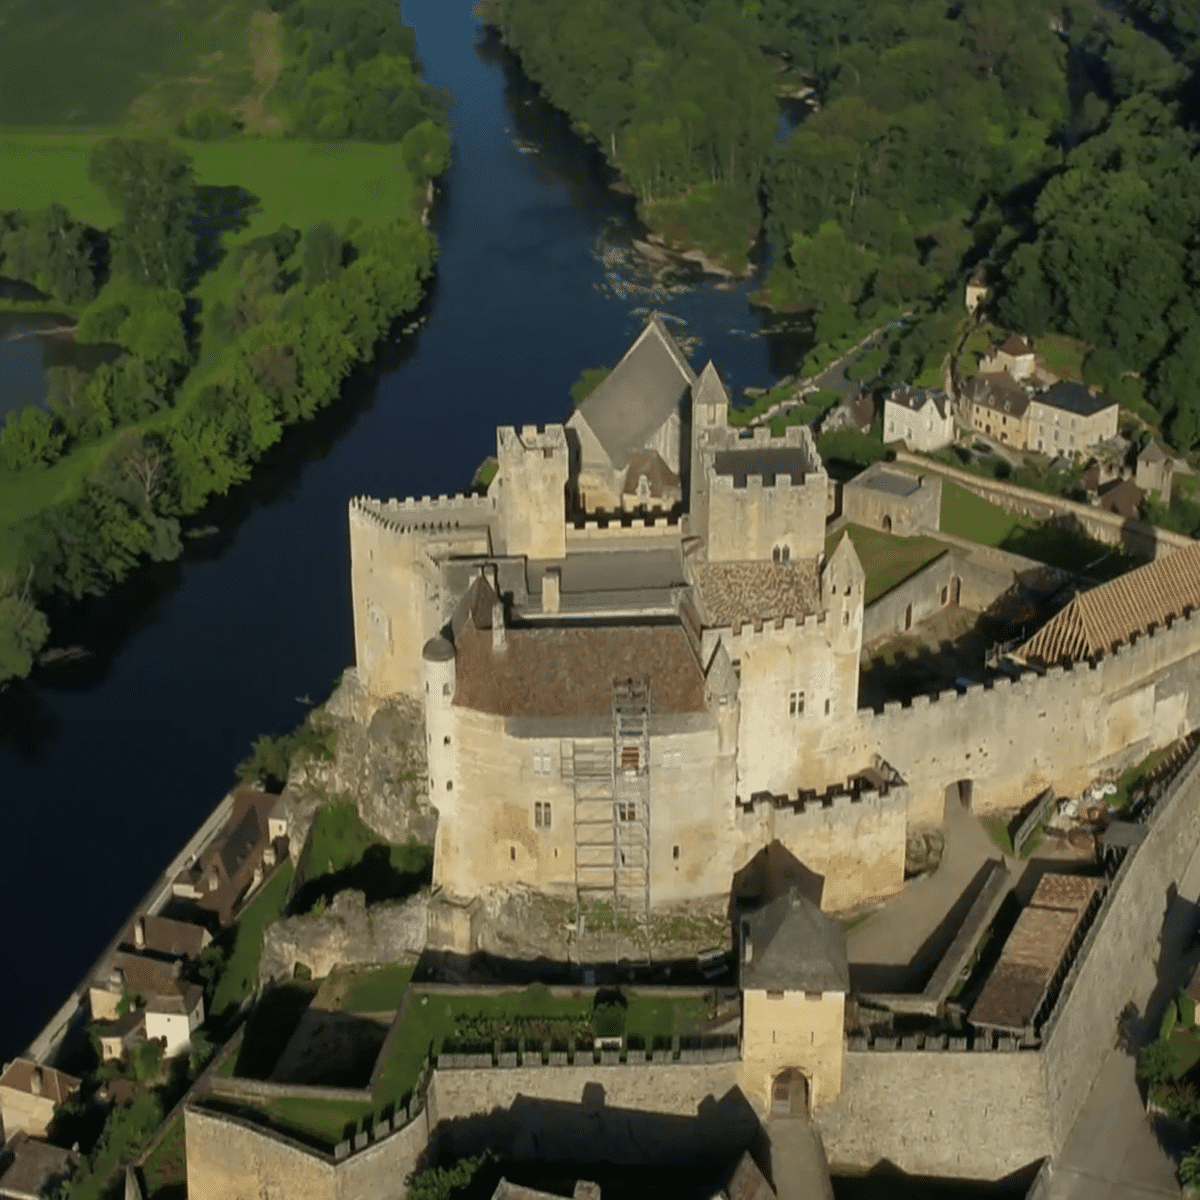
xmin=279 ymin=668 xmax=437 ymax=859
xmin=259 ymin=888 xmax=428 ymax=984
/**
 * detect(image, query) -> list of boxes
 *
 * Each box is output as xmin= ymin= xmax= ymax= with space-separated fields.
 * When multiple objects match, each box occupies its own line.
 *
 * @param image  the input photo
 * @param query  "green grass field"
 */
xmin=825 ymin=524 xmax=948 ymax=605
xmin=939 ymin=479 xmax=1033 ymax=546
xmin=1035 ymin=332 xmax=1089 ymax=382
xmin=338 ymin=965 xmax=415 ymax=1014
xmin=0 ymin=0 xmax=276 ymax=128
xmin=139 ymin=1114 xmax=186 ymax=1200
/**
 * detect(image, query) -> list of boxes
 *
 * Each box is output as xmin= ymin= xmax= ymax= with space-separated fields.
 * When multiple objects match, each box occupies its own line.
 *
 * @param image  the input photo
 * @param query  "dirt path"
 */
xmin=238 ymin=10 xmax=284 ymax=133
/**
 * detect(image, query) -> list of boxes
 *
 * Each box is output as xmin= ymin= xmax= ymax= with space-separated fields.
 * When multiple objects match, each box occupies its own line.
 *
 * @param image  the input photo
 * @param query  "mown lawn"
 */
xmin=0 ymin=0 xmax=266 ymax=127
xmin=825 ymin=524 xmax=948 ymax=605
xmin=245 ymin=984 xmax=714 ymax=1148
xmin=210 ymin=860 xmax=294 ymax=1020
xmin=1035 ymin=332 xmax=1089 ymax=382
xmin=337 ymin=964 xmax=415 ymax=1014
xmin=939 ymin=479 xmax=1034 ymax=546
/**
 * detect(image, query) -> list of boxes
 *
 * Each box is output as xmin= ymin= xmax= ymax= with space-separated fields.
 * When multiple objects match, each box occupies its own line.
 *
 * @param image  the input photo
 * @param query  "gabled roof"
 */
xmin=1139 ymin=440 xmax=1167 ymax=465
xmin=740 ymin=887 xmax=850 ymax=993
xmin=1016 ymin=542 xmax=1200 ymax=666
xmin=998 ymin=334 xmax=1034 ymax=356
xmin=1097 ymin=477 xmax=1143 ymax=521
xmin=0 ymin=1137 xmax=78 ymax=1200
xmin=575 ymin=317 xmax=696 ymax=469
xmin=887 ymin=385 xmax=949 ymax=420
xmin=970 ymin=372 xmax=1030 ymax=418
xmin=0 ymin=1061 xmax=80 ymax=1104
xmin=122 ymin=914 xmax=209 ymax=960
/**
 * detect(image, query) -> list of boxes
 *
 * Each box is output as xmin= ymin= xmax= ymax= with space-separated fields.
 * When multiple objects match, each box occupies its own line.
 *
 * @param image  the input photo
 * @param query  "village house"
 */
xmin=95 ymin=1008 xmax=146 ymax=1063
xmin=120 ymin=913 xmax=211 ymax=961
xmin=171 ymin=789 xmax=288 ymax=924
xmin=1026 ymin=382 xmax=1118 ymax=456
xmin=0 ymin=1063 xmax=79 ymax=1140
xmin=965 ymin=372 xmax=1031 ymax=445
xmin=145 ymin=985 xmax=205 ymax=1057
xmin=882 ymin=385 xmax=954 ymax=452
xmin=1135 ymin=440 xmax=1174 ymax=503
xmin=979 ymin=334 xmax=1036 ymax=381
xmin=0 ymin=1136 xmax=78 ymax=1200
xmin=89 ymin=950 xmax=185 ymax=1021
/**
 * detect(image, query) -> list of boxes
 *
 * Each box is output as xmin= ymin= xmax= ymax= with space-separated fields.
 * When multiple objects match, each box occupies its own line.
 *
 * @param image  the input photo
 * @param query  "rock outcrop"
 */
xmin=259 ymin=887 xmax=429 ymax=985
xmin=278 ymin=668 xmax=436 ymax=862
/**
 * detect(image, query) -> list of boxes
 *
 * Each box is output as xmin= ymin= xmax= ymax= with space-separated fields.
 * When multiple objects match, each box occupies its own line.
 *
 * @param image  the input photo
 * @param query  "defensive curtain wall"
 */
xmin=891 ymin=450 xmax=1195 ymax=561
xmin=817 ymin=739 xmax=1200 ymax=1179
xmin=781 ymin=602 xmax=1200 ymax=829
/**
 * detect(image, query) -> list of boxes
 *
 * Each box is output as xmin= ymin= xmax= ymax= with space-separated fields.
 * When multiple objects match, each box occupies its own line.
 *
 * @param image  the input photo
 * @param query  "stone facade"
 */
xmin=840 ymin=463 xmax=941 ymax=537
xmin=882 ymin=388 xmax=954 ymax=452
xmin=741 ymin=990 xmax=845 ymax=1113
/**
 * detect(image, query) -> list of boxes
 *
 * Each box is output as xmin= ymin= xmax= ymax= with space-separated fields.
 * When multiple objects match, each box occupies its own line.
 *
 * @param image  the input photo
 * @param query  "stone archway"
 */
xmin=882 ymin=514 xmax=892 ymax=534
xmin=771 ymin=1068 xmax=810 ymax=1118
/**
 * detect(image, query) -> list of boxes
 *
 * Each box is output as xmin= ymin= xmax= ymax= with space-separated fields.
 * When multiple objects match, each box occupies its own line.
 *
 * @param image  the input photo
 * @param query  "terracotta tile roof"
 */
xmin=999 ymin=334 xmax=1034 ymax=356
xmin=0 ymin=1061 xmax=80 ymax=1104
xmin=454 ymin=605 xmax=706 ymax=719
xmin=1029 ymin=873 xmax=1101 ymax=913
xmin=122 ymin=915 xmax=209 ymax=960
xmin=1017 ymin=541 xmax=1200 ymax=666
xmin=691 ymin=562 xmax=820 ymax=630
xmin=105 ymin=951 xmax=184 ymax=999
xmin=968 ymin=961 xmax=1048 ymax=1032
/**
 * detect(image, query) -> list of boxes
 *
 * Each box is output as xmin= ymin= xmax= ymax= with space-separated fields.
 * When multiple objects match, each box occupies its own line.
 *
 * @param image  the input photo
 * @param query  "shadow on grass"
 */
xmin=234 ymin=983 xmax=317 ymax=1080
xmin=292 ymin=842 xmax=432 ymax=914
xmin=191 ymin=184 xmax=261 ymax=279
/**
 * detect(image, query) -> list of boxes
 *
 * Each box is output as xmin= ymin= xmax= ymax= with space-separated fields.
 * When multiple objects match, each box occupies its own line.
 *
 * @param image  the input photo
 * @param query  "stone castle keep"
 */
xmin=349 ymin=316 xmax=1200 ymax=934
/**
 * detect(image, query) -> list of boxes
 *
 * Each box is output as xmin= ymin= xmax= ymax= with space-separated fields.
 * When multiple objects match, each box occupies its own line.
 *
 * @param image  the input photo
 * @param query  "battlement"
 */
xmin=736 ymin=765 xmax=904 ymax=817
xmin=350 ymin=494 xmax=495 ymax=536
xmin=497 ymin=423 xmax=568 ymax=455
xmin=724 ymin=611 xmax=829 ymax=640
xmin=710 ymin=470 xmax=821 ymax=492
xmin=566 ymin=512 xmax=683 ymax=542
xmin=846 ymin=1032 xmax=1031 ymax=1053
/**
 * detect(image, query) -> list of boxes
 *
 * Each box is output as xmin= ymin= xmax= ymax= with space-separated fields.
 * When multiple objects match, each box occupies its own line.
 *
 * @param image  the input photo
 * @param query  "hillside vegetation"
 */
xmin=0 ymin=0 xmax=451 ymax=682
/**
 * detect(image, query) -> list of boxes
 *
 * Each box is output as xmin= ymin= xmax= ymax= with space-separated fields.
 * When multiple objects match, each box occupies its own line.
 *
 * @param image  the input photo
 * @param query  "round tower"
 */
xmin=422 ymin=636 xmax=457 ymax=797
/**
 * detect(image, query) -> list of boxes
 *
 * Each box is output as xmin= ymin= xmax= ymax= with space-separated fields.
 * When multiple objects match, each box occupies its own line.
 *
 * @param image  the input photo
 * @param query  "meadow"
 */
xmin=0 ymin=0 xmax=276 ymax=128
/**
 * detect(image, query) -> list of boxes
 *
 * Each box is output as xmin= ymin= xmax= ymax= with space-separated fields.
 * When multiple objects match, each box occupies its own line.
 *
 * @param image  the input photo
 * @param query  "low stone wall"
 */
xmin=259 ymin=888 xmax=427 ymax=985
xmin=893 ymin=451 xmax=1193 ymax=560
xmin=815 ymin=1049 xmax=1051 ymax=1180
xmin=429 ymin=1060 xmax=759 ymax=1166
xmin=207 ymin=1075 xmax=374 ymax=1105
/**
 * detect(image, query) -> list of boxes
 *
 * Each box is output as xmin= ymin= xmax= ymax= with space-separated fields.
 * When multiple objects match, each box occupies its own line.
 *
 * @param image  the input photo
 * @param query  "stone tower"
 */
xmin=821 ymin=532 xmax=866 ymax=718
xmin=496 ymin=424 xmax=568 ymax=560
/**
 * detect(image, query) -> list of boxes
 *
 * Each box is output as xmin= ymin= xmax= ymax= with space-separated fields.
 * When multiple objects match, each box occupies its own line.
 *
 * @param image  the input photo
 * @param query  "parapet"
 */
xmin=497 ymin=423 xmax=568 ymax=456
xmin=736 ymin=762 xmax=905 ymax=817
xmin=350 ymin=493 xmax=495 ymax=536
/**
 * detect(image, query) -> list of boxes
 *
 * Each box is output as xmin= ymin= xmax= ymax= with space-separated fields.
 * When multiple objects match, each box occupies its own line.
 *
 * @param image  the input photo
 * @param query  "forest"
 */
xmin=484 ymin=0 xmax=1200 ymax=446
xmin=0 ymin=0 xmax=449 ymax=682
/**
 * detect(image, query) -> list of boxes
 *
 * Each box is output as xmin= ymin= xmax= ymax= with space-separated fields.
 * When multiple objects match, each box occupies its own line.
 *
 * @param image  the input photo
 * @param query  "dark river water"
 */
xmin=0 ymin=7 xmax=1018 ymax=1195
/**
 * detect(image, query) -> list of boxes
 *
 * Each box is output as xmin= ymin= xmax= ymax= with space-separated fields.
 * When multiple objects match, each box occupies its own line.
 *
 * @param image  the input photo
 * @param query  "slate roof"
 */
xmin=146 ymin=985 xmax=204 ymax=1016
xmin=691 ymin=562 xmax=820 ymax=630
xmin=887 ymin=385 xmax=949 ymax=420
xmin=970 ymin=372 xmax=1031 ymax=418
xmin=576 ymin=317 xmax=695 ymax=469
xmin=740 ymin=887 xmax=850 ymax=993
xmin=712 ymin=447 xmax=814 ymax=485
xmin=0 ymin=1062 xmax=79 ymax=1105
xmin=0 ymin=1138 xmax=78 ymax=1200
xmin=453 ymin=579 xmax=706 ymax=718
xmin=1016 ymin=541 xmax=1200 ymax=666
xmin=1038 ymin=381 xmax=1116 ymax=418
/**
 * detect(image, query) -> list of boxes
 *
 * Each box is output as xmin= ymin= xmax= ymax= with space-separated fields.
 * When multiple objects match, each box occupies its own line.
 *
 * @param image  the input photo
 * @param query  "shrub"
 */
xmin=1180 ymin=990 xmax=1197 ymax=1030
xmin=178 ymin=106 xmax=243 ymax=140
xmin=1138 ymin=1039 xmax=1175 ymax=1086
xmin=1162 ymin=999 xmax=1179 ymax=1041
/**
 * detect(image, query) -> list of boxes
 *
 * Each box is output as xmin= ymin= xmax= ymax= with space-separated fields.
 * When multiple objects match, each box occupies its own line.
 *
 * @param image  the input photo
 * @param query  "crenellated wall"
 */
xmin=706 ymin=470 xmax=827 ymax=565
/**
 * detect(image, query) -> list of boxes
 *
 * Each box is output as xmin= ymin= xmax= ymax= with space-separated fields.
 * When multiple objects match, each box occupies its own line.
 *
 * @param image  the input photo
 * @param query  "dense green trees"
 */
xmin=0 ymin=205 xmax=97 ymax=305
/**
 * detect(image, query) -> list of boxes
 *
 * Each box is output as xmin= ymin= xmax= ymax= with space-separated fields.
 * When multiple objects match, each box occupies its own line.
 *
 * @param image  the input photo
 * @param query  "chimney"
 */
xmin=541 ymin=569 xmax=560 ymax=615
xmin=29 ymin=1067 xmax=42 ymax=1097
xmin=492 ymin=599 xmax=507 ymax=652
xmin=134 ymin=918 xmax=145 ymax=950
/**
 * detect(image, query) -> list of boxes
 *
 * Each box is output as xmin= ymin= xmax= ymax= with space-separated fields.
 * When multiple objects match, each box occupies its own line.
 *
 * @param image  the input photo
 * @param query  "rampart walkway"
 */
xmin=766 ymin=1117 xmax=835 ymax=1200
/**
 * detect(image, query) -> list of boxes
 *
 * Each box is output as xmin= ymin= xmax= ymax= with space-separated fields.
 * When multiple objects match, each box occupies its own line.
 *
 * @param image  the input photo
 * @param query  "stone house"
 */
xmin=0 ymin=1062 xmax=79 ymax=1140
xmin=841 ymin=463 xmax=941 ymax=536
xmin=1026 ymin=382 xmax=1118 ymax=456
xmin=144 ymin=985 xmax=205 ymax=1057
xmin=89 ymin=950 xmax=185 ymax=1022
xmin=739 ymin=887 xmax=849 ymax=1114
xmin=171 ymin=789 xmax=288 ymax=924
xmin=964 ymin=268 xmax=988 ymax=315
xmin=565 ymin=316 xmax=689 ymax=514
xmin=883 ymin=385 xmax=954 ymax=452
xmin=1135 ymin=440 xmax=1174 ymax=503
xmin=0 ymin=1136 xmax=78 ymax=1200
xmin=1097 ymin=477 xmax=1144 ymax=522
xmin=965 ymin=373 xmax=1031 ymax=445
xmin=120 ymin=914 xmax=211 ymax=960
xmin=96 ymin=1008 xmax=146 ymax=1063
xmin=979 ymin=334 xmax=1035 ymax=381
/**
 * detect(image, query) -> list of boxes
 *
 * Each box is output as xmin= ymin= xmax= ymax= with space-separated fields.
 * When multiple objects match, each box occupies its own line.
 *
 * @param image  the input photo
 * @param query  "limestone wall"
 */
xmin=1039 ymin=745 xmax=1200 ymax=1149
xmin=741 ymin=990 xmax=844 ymax=1112
xmin=706 ymin=473 xmax=827 ymax=564
xmin=842 ymin=469 xmax=941 ymax=537
xmin=815 ymin=1049 xmax=1051 ymax=1180
xmin=892 ymin=451 xmax=1193 ymax=560
xmin=735 ymin=790 xmax=906 ymax=912
xmin=429 ymin=1061 xmax=759 ymax=1165
xmin=185 ymin=1104 xmax=431 ymax=1200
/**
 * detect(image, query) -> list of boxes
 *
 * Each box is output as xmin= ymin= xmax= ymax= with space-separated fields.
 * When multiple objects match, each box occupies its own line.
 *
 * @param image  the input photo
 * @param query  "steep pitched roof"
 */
xmin=122 ymin=915 xmax=209 ymax=960
xmin=740 ymin=887 xmax=850 ymax=993
xmin=622 ymin=449 xmax=680 ymax=499
xmin=970 ymin=372 xmax=1030 ymax=418
xmin=887 ymin=385 xmax=949 ymax=420
xmin=575 ymin=317 xmax=696 ymax=469
xmin=1039 ymin=381 xmax=1116 ymax=418
xmin=998 ymin=334 xmax=1034 ymax=356
xmin=0 ymin=1061 xmax=80 ymax=1105
xmin=1139 ymin=440 xmax=1167 ymax=465
xmin=1097 ymin=477 xmax=1143 ymax=521
xmin=1017 ymin=541 xmax=1200 ymax=666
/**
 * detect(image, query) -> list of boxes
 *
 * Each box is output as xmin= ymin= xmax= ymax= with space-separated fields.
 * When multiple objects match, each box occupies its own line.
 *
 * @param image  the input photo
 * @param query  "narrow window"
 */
xmin=443 ymin=735 xmax=451 ymax=745
xmin=940 ymin=586 xmax=948 ymax=606
xmin=446 ymin=780 xmax=453 ymax=791
xmin=510 ymin=846 xmax=516 ymax=861
xmin=824 ymin=698 xmax=830 ymax=716
xmin=544 ymin=802 xmax=551 ymax=829
xmin=781 ymin=546 xmax=790 ymax=564
xmin=442 ymin=683 xmax=451 ymax=697
xmin=673 ymin=845 xmax=680 ymax=860
xmin=772 ymin=547 xmax=781 ymax=564
xmin=789 ymin=691 xmax=805 ymax=717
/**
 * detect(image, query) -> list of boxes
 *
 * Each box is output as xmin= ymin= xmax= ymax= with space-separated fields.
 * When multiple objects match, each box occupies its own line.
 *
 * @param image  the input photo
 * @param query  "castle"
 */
xmin=347 ymin=317 xmax=1200 ymax=1114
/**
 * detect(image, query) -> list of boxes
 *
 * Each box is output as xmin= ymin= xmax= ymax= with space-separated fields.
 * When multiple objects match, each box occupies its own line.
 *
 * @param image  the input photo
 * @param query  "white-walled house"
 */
xmin=883 ymin=386 xmax=954 ymax=451
xmin=144 ymin=985 xmax=205 ymax=1057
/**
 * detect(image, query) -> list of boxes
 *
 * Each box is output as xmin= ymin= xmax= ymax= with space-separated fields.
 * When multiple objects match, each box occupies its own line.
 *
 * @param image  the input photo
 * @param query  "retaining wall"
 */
xmin=893 ymin=451 xmax=1193 ymax=560
xmin=815 ymin=1049 xmax=1051 ymax=1180
xmin=1039 ymin=744 xmax=1200 ymax=1149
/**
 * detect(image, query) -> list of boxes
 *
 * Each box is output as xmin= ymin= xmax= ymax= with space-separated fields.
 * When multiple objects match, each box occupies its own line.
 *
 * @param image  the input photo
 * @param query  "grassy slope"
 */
xmin=825 ymin=524 xmax=948 ymax=606
xmin=210 ymin=861 xmax=294 ymax=1018
xmin=0 ymin=0 xmax=265 ymax=128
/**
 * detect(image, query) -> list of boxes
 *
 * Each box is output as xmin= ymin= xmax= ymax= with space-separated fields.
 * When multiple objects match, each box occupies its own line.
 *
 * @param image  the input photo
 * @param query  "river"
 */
xmin=0 ymin=0 xmax=806 ymax=1065
xmin=0 ymin=7 xmax=1017 ymax=1195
